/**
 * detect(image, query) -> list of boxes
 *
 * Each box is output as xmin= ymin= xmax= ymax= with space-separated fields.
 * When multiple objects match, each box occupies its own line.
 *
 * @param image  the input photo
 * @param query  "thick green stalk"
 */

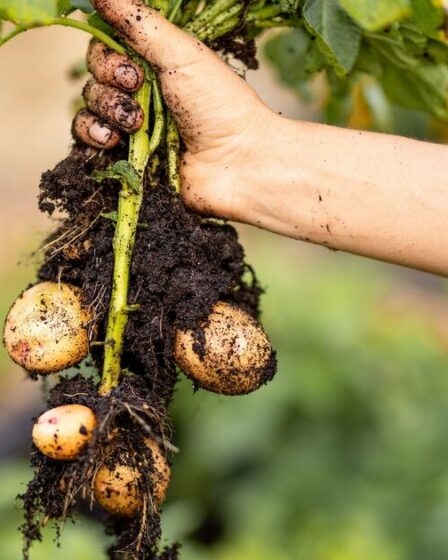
xmin=166 ymin=113 xmax=181 ymax=192
xmin=184 ymin=0 xmax=239 ymax=33
xmin=0 ymin=17 xmax=126 ymax=52
xmin=99 ymin=78 xmax=151 ymax=396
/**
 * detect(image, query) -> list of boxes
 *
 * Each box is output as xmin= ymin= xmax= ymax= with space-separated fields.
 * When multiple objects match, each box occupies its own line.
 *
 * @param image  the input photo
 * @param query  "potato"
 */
xmin=174 ymin=301 xmax=274 ymax=395
xmin=32 ymin=404 xmax=96 ymax=460
xmin=93 ymin=464 xmax=141 ymax=517
xmin=144 ymin=437 xmax=171 ymax=506
xmin=93 ymin=437 xmax=170 ymax=517
xmin=3 ymin=281 xmax=93 ymax=375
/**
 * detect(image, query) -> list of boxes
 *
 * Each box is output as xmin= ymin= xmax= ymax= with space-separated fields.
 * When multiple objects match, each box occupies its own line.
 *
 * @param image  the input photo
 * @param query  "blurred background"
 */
xmin=1 ymin=25 xmax=448 ymax=560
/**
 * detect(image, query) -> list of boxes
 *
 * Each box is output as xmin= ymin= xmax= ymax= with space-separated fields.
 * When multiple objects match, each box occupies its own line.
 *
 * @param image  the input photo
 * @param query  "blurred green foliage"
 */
xmin=264 ymin=1 xmax=448 ymax=133
xmin=2 ymin=236 xmax=448 ymax=559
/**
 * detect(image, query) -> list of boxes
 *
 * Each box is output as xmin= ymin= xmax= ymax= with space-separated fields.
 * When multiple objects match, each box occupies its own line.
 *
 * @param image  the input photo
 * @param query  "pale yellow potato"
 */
xmin=3 ymin=282 xmax=93 ymax=375
xmin=144 ymin=437 xmax=171 ymax=506
xmin=32 ymin=404 xmax=96 ymax=460
xmin=174 ymin=301 xmax=273 ymax=395
xmin=94 ymin=437 xmax=170 ymax=517
xmin=94 ymin=464 xmax=141 ymax=517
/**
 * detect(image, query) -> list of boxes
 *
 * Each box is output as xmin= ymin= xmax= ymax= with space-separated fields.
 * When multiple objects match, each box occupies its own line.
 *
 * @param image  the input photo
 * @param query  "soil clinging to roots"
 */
xmin=20 ymin=134 xmax=275 ymax=558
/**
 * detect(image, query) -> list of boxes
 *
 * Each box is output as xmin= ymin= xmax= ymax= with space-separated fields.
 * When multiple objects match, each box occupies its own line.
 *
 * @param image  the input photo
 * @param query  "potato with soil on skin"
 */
xmin=32 ymin=404 xmax=96 ymax=460
xmin=174 ymin=301 xmax=274 ymax=395
xmin=3 ymin=281 xmax=93 ymax=375
xmin=93 ymin=437 xmax=170 ymax=518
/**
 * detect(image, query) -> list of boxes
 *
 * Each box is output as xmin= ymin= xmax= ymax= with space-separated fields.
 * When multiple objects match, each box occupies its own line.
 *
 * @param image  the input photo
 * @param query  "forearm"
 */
xmin=242 ymin=115 xmax=448 ymax=276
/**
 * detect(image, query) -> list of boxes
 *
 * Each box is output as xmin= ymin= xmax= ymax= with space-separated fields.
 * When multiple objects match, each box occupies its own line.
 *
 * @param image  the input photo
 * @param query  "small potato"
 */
xmin=33 ymin=404 xmax=96 ymax=460
xmin=144 ymin=437 xmax=171 ymax=506
xmin=174 ymin=301 xmax=274 ymax=395
xmin=93 ymin=438 xmax=170 ymax=517
xmin=3 ymin=282 xmax=93 ymax=375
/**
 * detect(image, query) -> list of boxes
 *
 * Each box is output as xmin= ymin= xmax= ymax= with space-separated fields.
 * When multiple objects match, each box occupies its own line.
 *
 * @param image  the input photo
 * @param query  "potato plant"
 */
xmin=1 ymin=0 xmax=447 ymax=559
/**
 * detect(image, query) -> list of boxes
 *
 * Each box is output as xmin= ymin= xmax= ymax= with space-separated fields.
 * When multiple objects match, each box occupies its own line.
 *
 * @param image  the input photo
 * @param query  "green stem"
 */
xmin=184 ymin=0 xmax=239 ymax=33
xmin=246 ymin=5 xmax=282 ymax=21
xmin=179 ymin=0 xmax=201 ymax=26
xmin=252 ymin=18 xmax=300 ymax=28
xmin=166 ymin=113 xmax=181 ymax=193
xmin=148 ymin=79 xmax=165 ymax=155
xmin=99 ymin=77 xmax=151 ymax=396
xmin=0 ymin=17 xmax=126 ymax=53
xmin=169 ymin=0 xmax=184 ymax=23
xmin=198 ymin=4 xmax=243 ymax=39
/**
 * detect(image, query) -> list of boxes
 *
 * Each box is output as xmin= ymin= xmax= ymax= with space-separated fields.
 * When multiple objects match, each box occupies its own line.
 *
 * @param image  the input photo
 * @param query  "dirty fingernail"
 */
xmin=88 ymin=121 xmax=112 ymax=145
xmin=114 ymin=64 xmax=139 ymax=90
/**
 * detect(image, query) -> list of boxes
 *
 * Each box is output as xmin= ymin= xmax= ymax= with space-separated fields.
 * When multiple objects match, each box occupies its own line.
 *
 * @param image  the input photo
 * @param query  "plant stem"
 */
xmin=166 ymin=113 xmax=181 ymax=193
xmin=184 ymin=0 xmax=239 ymax=33
xmin=169 ymin=0 xmax=184 ymax=23
xmin=148 ymin=79 xmax=165 ymax=155
xmin=0 ymin=17 xmax=126 ymax=53
xmin=99 ymin=78 xmax=151 ymax=396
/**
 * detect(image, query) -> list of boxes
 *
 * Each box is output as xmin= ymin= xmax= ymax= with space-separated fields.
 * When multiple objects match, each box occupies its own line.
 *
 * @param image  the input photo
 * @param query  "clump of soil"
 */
xmin=21 ymin=374 xmax=174 ymax=559
xmin=20 ymin=133 xmax=276 ymax=557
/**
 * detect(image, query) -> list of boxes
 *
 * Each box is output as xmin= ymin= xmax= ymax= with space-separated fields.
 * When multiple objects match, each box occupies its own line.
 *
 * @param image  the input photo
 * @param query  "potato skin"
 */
xmin=174 ymin=301 xmax=274 ymax=395
xmin=94 ymin=464 xmax=141 ymax=518
xmin=32 ymin=404 xmax=96 ymax=460
xmin=93 ymin=438 xmax=170 ymax=517
xmin=3 ymin=282 xmax=92 ymax=375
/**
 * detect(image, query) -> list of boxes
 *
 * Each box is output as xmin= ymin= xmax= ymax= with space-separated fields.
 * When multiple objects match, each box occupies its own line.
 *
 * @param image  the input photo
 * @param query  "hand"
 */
xmin=73 ymin=0 xmax=277 ymax=221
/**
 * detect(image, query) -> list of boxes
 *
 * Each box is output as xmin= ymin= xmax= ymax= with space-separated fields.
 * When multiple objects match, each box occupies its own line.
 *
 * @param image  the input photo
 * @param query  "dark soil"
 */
xmin=20 ymin=134 xmax=276 ymax=557
xmin=19 ymin=15 xmax=276 ymax=558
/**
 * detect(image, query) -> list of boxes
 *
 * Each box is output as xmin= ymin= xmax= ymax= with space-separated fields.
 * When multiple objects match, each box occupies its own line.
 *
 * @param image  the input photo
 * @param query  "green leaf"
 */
xmin=339 ymin=0 xmax=411 ymax=31
xmin=0 ymin=0 xmax=59 ymax=23
xmin=367 ymin=32 xmax=448 ymax=119
xmin=100 ymin=211 xmax=118 ymax=222
xmin=87 ymin=12 xmax=116 ymax=36
xmin=57 ymin=0 xmax=73 ymax=15
xmin=93 ymin=161 xmax=141 ymax=194
xmin=264 ymin=29 xmax=312 ymax=84
xmin=278 ymin=0 xmax=300 ymax=15
xmin=71 ymin=0 xmax=94 ymax=13
xmin=410 ymin=0 xmax=446 ymax=39
xmin=303 ymin=0 xmax=362 ymax=77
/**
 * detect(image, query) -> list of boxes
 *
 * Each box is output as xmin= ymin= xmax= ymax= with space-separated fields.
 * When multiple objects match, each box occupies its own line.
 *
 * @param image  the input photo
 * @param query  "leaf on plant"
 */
xmin=410 ymin=0 xmax=446 ymax=40
xmin=88 ymin=12 xmax=116 ymax=35
xmin=303 ymin=0 xmax=361 ymax=77
xmin=93 ymin=161 xmax=141 ymax=193
xmin=339 ymin=0 xmax=411 ymax=31
xmin=0 ymin=0 xmax=60 ymax=23
xmin=71 ymin=0 xmax=94 ymax=13
xmin=367 ymin=32 xmax=448 ymax=119
xmin=278 ymin=0 xmax=301 ymax=15
xmin=264 ymin=28 xmax=315 ymax=96
xmin=101 ymin=211 xmax=118 ymax=222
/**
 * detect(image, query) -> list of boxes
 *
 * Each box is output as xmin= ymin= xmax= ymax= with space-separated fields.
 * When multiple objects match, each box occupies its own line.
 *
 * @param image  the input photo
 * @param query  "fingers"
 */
xmin=74 ymin=39 xmax=145 ymax=149
xmin=92 ymin=0 xmax=215 ymax=71
xmin=83 ymin=78 xmax=144 ymax=133
xmin=72 ymin=109 xmax=121 ymax=149
xmin=87 ymin=39 xmax=145 ymax=92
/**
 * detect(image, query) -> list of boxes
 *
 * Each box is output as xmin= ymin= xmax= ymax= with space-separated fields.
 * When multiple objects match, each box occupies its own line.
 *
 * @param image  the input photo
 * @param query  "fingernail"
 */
xmin=114 ymin=64 xmax=139 ymax=90
xmin=115 ymin=106 xmax=137 ymax=129
xmin=88 ymin=121 xmax=112 ymax=145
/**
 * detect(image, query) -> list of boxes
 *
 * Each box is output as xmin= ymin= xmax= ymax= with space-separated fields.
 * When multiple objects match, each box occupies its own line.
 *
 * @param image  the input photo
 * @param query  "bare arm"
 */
xmin=233 ymin=117 xmax=448 ymax=276
xmin=83 ymin=0 xmax=448 ymax=276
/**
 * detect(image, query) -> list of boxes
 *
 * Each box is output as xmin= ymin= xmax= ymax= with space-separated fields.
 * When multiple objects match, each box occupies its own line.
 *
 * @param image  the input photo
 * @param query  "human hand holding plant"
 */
xmin=77 ymin=0 xmax=448 ymax=278
xmin=75 ymin=0 xmax=275 ymax=221
xmin=2 ymin=0 xmax=448 ymax=557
